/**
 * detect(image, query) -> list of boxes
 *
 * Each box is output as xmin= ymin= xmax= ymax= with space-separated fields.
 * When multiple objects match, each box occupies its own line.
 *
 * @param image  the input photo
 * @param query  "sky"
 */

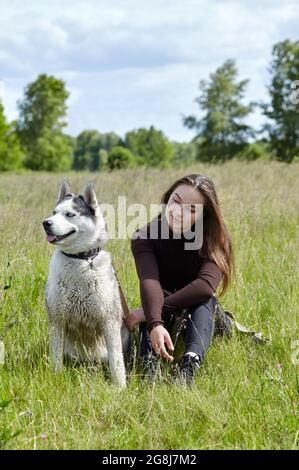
xmin=0 ymin=0 xmax=298 ymax=142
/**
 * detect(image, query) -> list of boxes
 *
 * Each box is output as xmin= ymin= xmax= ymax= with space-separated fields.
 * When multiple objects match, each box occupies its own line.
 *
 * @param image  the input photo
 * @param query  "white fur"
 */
xmin=44 ymin=181 xmax=130 ymax=388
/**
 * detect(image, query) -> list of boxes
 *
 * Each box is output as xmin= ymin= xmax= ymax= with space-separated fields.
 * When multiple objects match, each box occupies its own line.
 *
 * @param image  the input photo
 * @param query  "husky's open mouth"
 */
xmin=45 ymin=229 xmax=76 ymax=244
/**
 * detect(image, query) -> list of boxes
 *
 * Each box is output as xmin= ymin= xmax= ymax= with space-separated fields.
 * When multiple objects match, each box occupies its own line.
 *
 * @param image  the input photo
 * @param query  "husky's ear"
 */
xmin=57 ymin=179 xmax=71 ymax=205
xmin=82 ymin=182 xmax=98 ymax=212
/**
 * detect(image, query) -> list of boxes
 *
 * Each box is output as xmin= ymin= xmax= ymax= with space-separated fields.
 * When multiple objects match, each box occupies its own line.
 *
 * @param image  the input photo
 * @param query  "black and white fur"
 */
xmin=42 ymin=180 xmax=130 ymax=388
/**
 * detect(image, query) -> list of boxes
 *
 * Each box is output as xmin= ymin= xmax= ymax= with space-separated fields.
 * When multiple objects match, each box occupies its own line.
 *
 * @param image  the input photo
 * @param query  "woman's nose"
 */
xmin=172 ymin=207 xmax=182 ymax=219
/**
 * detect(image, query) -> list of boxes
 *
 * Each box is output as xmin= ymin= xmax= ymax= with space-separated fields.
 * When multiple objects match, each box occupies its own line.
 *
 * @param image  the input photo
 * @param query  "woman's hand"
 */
xmin=125 ymin=307 xmax=146 ymax=331
xmin=149 ymin=325 xmax=174 ymax=362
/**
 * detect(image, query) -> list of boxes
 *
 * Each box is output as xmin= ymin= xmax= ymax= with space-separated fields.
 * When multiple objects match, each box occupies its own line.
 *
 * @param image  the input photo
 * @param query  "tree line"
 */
xmin=0 ymin=39 xmax=298 ymax=172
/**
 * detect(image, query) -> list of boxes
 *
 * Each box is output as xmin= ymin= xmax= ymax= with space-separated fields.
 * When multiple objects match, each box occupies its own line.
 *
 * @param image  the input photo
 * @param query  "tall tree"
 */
xmin=73 ymin=130 xmax=121 ymax=171
xmin=0 ymin=103 xmax=24 ymax=171
xmin=107 ymin=146 xmax=136 ymax=170
xmin=17 ymin=74 xmax=72 ymax=171
xmin=262 ymin=39 xmax=299 ymax=162
xmin=125 ymin=126 xmax=173 ymax=167
xmin=183 ymin=60 xmax=254 ymax=161
xmin=172 ymin=140 xmax=197 ymax=166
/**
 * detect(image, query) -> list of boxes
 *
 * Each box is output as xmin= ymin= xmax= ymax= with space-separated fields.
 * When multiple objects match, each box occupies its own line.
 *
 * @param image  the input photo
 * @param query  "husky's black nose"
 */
xmin=43 ymin=220 xmax=53 ymax=229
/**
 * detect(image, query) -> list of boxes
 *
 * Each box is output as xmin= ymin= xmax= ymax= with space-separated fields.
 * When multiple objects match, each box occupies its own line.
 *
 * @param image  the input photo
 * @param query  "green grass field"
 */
xmin=0 ymin=161 xmax=298 ymax=450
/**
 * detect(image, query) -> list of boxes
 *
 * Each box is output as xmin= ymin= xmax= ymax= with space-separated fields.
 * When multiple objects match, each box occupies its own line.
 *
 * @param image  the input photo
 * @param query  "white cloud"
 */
xmin=0 ymin=0 xmax=298 ymax=141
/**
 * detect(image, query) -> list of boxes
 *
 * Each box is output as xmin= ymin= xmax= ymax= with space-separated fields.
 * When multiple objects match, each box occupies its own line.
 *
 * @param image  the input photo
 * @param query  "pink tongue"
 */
xmin=46 ymin=234 xmax=57 ymax=242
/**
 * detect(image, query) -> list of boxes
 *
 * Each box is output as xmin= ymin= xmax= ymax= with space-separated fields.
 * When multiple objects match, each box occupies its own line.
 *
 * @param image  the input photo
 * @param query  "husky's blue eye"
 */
xmin=66 ymin=213 xmax=75 ymax=218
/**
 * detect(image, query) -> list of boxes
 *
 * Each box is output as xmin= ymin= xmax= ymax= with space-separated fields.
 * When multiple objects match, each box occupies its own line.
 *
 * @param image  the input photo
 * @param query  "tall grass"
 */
xmin=0 ymin=161 xmax=298 ymax=449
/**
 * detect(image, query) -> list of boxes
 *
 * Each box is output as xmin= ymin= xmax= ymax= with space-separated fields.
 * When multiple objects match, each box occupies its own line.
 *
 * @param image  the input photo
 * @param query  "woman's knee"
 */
xmin=188 ymin=296 xmax=216 ymax=317
xmin=186 ymin=297 xmax=216 ymax=338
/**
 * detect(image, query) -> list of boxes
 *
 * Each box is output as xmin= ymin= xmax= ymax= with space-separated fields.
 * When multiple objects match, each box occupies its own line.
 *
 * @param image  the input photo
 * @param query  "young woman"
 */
xmin=126 ymin=173 xmax=234 ymax=385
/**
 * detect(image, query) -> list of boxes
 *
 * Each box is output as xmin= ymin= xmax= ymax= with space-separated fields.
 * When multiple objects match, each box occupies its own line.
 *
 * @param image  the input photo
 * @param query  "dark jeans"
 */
xmin=138 ymin=293 xmax=217 ymax=365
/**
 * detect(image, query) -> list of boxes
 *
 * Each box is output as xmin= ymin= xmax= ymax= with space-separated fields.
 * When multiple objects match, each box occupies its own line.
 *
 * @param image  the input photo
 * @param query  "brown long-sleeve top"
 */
xmin=131 ymin=213 xmax=223 ymax=333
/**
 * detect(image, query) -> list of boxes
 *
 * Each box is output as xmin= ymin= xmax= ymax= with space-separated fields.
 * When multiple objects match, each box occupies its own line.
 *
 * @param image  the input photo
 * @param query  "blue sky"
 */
xmin=0 ymin=0 xmax=298 ymax=142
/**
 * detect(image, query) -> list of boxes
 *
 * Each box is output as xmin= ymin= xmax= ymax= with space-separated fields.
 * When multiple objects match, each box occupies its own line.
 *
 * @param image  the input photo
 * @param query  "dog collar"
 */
xmin=61 ymin=246 xmax=101 ymax=261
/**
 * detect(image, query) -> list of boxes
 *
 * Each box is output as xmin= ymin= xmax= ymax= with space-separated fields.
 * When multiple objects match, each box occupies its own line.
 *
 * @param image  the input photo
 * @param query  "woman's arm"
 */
xmin=161 ymin=257 xmax=223 ymax=315
xmin=131 ymin=230 xmax=165 ymax=333
xmin=131 ymin=228 xmax=223 ymax=329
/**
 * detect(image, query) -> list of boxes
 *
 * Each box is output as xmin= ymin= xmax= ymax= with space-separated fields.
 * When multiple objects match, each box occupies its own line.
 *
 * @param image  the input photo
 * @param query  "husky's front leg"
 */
xmin=104 ymin=324 xmax=127 ymax=388
xmin=48 ymin=318 xmax=65 ymax=373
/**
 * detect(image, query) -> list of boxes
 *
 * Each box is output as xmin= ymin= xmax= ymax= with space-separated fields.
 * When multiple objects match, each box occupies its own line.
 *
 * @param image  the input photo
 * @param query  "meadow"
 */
xmin=0 ymin=160 xmax=298 ymax=450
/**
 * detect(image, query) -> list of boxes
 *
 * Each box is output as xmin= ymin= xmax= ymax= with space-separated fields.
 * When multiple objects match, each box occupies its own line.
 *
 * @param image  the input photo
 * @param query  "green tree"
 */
xmin=73 ymin=130 xmax=102 ymax=171
xmin=17 ymin=74 xmax=72 ymax=171
xmin=99 ymin=149 xmax=108 ymax=169
xmin=261 ymin=40 xmax=299 ymax=162
xmin=102 ymin=132 xmax=122 ymax=153
xmin=125 ymin=126 xmax=173 ymax=167
xmin=183 ymin=60 xmax=254 ymax=161
xmin=73 ymin=130 xmax=121 ymax=171
xmin=172 ymin=140 xmax=198 ymax=166
xmin=236 ymin=142 xmax=268 ymax=161
xmin=107 ymin=146 xmax=136 ymax=170
xmin=27 ymin=131 xmax=72 ymax=171
xmin=0 ymin=103 xmax=24 ymax=171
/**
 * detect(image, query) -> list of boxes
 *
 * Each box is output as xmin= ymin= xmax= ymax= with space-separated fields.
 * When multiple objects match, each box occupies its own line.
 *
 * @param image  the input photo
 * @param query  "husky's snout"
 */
xmin=43 ymin=219 xmax=53 ymax=231
xmin=42 ymin=218 xmax=76 ymax=244
xmin=42 ymin=219 xmax=55 ymax=243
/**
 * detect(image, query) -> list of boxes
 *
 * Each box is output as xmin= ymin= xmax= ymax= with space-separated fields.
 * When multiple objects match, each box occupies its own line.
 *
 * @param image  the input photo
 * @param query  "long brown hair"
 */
xmin=161 ymin=173 xmax=234 ymax=296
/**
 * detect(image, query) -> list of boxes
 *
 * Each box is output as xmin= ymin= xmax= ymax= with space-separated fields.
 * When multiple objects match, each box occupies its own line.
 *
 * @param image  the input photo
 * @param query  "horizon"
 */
xmin=0 ymin=0 xmax=298 ymax=142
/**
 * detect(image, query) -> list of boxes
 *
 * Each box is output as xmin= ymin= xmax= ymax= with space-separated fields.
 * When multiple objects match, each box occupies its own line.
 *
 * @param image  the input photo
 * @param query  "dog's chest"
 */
xmin=46 ymin=251 xmax=120 ymax=328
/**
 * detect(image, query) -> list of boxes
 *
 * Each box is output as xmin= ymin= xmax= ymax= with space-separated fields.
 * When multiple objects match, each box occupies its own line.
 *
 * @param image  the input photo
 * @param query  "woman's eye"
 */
xmin=182 ymin=205 xmax=195 ymax=214
xmin=66 ymin=213 xmax=75 ymax=218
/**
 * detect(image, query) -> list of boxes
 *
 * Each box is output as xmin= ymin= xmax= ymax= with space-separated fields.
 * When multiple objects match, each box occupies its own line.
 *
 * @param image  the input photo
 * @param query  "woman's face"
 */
xmin=165 ymin=184 xmax=205 ymax=234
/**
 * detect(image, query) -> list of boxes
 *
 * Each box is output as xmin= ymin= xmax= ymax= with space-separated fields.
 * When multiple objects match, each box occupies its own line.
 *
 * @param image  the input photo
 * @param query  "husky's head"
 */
xmin=42 ymin=180 xmax=108 ymax=254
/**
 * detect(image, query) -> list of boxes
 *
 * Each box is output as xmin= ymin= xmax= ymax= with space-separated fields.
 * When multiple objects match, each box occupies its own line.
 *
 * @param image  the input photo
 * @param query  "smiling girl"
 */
xmin=127 ymin=173 xmax=234 ymax=385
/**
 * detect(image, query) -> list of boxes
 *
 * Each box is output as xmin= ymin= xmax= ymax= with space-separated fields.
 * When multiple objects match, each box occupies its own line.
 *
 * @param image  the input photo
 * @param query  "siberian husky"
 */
xmin=42 ymin=180 xmax=130 ymax=388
